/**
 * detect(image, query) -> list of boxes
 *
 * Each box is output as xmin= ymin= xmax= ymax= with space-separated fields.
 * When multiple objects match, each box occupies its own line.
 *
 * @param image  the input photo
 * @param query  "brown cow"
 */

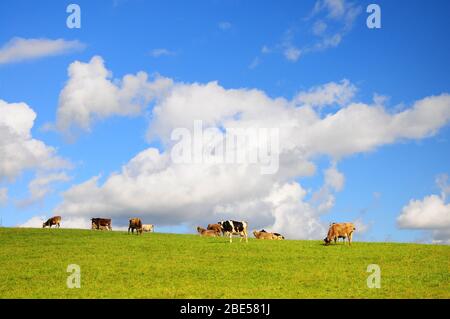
xmin=42 ymin=216 xmax=61 ymax=228
xmin=128 ymin=218 xmax=143 ymax=235
xmin=260 ymin=229 xmax=285 ymax=240
xmin=324 ymin=222 xmax=356 ymax=245
xmin=253 ymin=230 xmax=278 ymax=240
xmin=197 ymin=226 xmax=218 ymax=237
xmin=207 ymin=223 xmax=222 ymax=236
xmin=91 ymin=218 xmax=112 ymax=230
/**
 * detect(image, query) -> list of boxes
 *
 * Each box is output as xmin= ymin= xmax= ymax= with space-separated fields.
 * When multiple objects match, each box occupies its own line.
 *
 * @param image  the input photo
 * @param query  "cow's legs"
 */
xmin=229 ymin=233 xmax=232 ymax=243
xmin=348 ymin=233 xmax=353 ymax=246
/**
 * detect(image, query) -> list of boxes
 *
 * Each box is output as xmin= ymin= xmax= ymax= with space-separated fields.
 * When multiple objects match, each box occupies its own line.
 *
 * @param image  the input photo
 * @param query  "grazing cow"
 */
xmin=91 ymin=218 xmax=112 ymax=231
xmin=42 ymin=216 xmax=61 ymax=228
xmin=142 ymin=224 xmax=154 ymax=233
xmin=128 ymin=218 xmax=143 ymax=235
xmin=218 ymin=220 xmax=248 ymax=243
xmin=260 ymin=229 xmax=285 ymax=240
xmin=197 ymin=226 xmax=219 ymax=237
xmin=207 ymin=223 xmax=222 ymax=236
xmin=324 ymin=222 xmax=356 ymax=246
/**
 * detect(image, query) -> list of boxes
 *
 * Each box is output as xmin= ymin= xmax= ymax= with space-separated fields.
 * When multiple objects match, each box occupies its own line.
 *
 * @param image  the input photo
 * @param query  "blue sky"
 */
xmin=0 ymin=0 xmax=449 ymax=243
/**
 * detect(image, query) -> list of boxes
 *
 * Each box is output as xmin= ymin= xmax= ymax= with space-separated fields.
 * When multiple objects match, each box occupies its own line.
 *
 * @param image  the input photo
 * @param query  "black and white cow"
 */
xmin=218 ymin=220 xmax=248 ymax=243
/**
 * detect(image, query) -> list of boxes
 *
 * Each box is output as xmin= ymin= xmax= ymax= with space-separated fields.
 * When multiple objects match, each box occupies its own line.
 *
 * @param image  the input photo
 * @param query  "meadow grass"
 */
xmin=0 ymin=227 xmax=448 ymax=298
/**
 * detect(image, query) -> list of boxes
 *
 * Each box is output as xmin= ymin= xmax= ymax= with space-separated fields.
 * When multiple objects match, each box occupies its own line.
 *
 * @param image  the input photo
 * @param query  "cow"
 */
xmin=207 ymin=223 xmax=222 ymax=236
xmin=218 ymin=220 xmax=248 ymax=243
xmin=253 ymin=230 xmax=277 ymax=240
xmin=260 ymin=229 xmax=285 ymax=240
xmin=142 ymin=224 xmax=154 ymax=233
xmin=324 ymin=222 xmax=356 ymax=246
xmin=91 ymin=218 xmax=112 ymax=231
xmin=128 ymin=218 xmax=143 ymax=235
xmin=197 ymin=226 xmax=219 ymax=237
xmin=42 ymin=216 xmax=61 ymax=228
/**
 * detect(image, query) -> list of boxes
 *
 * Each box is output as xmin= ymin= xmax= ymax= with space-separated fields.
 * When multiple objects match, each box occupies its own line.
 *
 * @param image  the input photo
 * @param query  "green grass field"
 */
xmin=0 ymin=227 xmax=448 ymax=299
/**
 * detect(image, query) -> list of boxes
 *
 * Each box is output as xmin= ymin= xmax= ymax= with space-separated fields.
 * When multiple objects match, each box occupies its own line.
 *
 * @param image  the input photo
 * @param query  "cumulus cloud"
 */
xmin=295 ymin=79 xmax=356 ymax=108
xmin=52 ymin=59 xmax=450 ymax=238
xmin=398 ymin=175 xmax=450 ymax=244
xmin=17 ymin=172 xmax=71 ymax=207
xmin=0 ymin=187 xmax=7 ymax=205
xmin=0 ymin=99 xmax=69 ymax=181
xmin=398 ymin=195 xmax=450 ymax=229
xmin=311 ymin=164 xmax=345 ymax=213
xmin=19 ymin=216 xmax=47 ymax=228
xmin=56 ymin=56 xmax=173 ymax=134
xmin=0 ymin=37 xmax=84 ymax=64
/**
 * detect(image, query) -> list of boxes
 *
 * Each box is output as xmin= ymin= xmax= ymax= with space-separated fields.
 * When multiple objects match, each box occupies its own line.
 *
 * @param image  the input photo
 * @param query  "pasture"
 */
xmin=0 ymin=227 xmax=448 ymax=298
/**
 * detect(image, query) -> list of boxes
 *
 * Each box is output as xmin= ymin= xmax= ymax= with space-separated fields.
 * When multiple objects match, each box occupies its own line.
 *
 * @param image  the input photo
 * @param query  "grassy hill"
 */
xmin=0 ymin=227 xmax=448 ymax=298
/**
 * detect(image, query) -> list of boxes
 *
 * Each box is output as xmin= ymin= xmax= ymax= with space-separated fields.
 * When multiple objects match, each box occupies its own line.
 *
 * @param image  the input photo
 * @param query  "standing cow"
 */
xmin=324 ymin=222 xmax=356 ymax=246
xmin=91 ymin=218 xmax=112 ymax=231
xmin=218 ymin=220 xmax=248 ymax=243
xmin=42 ymin=216 xmax=61 ymax=228
xmin=128 ymin=218 xmax=143 ymax=235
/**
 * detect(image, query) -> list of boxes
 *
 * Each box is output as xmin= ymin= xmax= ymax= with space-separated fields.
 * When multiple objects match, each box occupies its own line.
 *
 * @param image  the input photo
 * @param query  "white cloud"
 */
xmin=17 ymin=172 xmax=71 ymax=207
xmin=0 ymin=187 xmax=7 ymax=205
xmin=19 ymin=216 xmax=47 ymax=228
xmin=436 ymin=174 xmax=450 ymax=200
xmin=283 ymin=46 xmax=301 ymax=62
xmin=218 ymin=21 xmax=232 ymax=30
xmin=149 ymin=48 xmax=176 ymax=57
xmin=56 ymin=56 xmax=173 ymax=134
xmin=398 ymin=195 xmax=450 ymax=229
xmin=295 ymin=79 xmax=356 ymax=108
xmin=0 ymin=37 xmax=84 ymax=64
xmin=311 ymin=164 xmax=344 ymax=213
xmin=53 ymin=60 xmax=450 ymax=238
xmin=0 ymin=99 xmax=69 ymax=181
xmin=324 ymin=164 xmax=344 ymax=191
xmin=398 ymin=175 xmax=450 ymax=244
xmin=273 ymin=0 xmax=361 ymax=62
xmin=312 ymin=20 xmax=328 ymax=36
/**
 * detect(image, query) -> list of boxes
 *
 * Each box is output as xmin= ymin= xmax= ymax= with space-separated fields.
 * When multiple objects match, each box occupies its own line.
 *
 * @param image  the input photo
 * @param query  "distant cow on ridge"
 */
xmin=324 ymin=222 xmax=356 ymax=246
xmin=218 ymin=220 xmax=248 ymax=243
xmin=91 ymin=218 xmax=112 ymax=231
xmin=42 ymin=216 xmax=61 ymax=228
xmin=128 ymin=218 xmax=143 ymax=235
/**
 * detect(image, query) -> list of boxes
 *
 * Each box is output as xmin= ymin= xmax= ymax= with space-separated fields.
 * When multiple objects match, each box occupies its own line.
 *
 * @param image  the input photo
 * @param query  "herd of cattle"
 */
xmin=42 ymin=216 xmax=356 ymax=245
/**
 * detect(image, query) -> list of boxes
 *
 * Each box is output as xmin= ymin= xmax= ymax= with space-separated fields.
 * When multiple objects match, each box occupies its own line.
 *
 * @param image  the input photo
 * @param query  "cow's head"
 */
xmin=42 ymin=222 xmax=47 ymax=228
xmin=323 ymin=237 xmax=332 ymax=245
